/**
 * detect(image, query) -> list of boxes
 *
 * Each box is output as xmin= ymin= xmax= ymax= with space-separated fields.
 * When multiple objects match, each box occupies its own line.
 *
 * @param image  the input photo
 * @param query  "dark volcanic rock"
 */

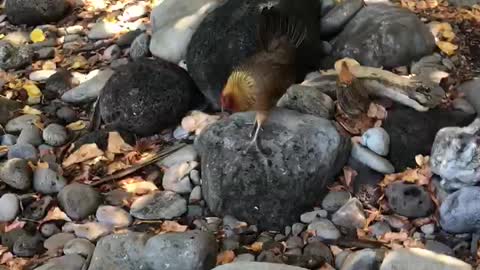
xmin=195 ymin=109 xmax=350 ymax=230
xmin=323 ymin=4 xmax=435 ymax=69
xmin=99 ymin=58 xmax=204 ymax=136
xmin=186 ymin=0 xmax=329 ymax=109
xmin=0 ymin=42 xmax=34 ymax=70
xmin=385 ymin=182 xmax=433 ymax=218
xmin=320 ymin=0 xmax=365 ymax=36
xmin=383 ymin=105 xmax=475 ymax=171
xmin=6 ymin=0 xmax=69 ymax=26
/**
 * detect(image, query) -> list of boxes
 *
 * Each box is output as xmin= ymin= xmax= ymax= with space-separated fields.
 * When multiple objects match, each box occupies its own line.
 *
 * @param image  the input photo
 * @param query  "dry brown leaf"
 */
xmin=42 ymin=206 xmax=72 ymax=223
xmin=161 ymin=221 xmax=188 ymax=233
xmin=66 ymin=120 xmax=86 ymax=131
xmin=62 ymin=143 xmax=104 ymax=167
xmin=4 ymin=220 xmax=26 ymax=233
xmin=341 ymin=166 xmax=357 ymax=190
xmin=381 ymin=231 xmax=409 ymax=242
xmin=107 ymin=132 xmax=133 ymax=154
xmin=216 ymin=250 xmax=236 ymax=265
xmin=42 ymin=61 xmax=57 ymax=70
xmin=437 ymin=41 xmax=458 ymax=55
xmin=0 ymin=251 xmax=13 ymax=264
xmin=107 ymin=161 xmax=129 ymax=175
xmin=367 ymin=103 xmax=388 ymax=119
xmin=330 ymin=245 xmax=343 ymax=256
xmin=37 ymin=161 xmax=49 ymax=169
xmin=247 ymin=242 xmax=263 ymax=253
xmin=0 ymin=146 xmax=8 ymax=156
xmin=365 ymin=209 xmax=381 ymax=228
xmin=181 ymin=111 xmax=220 ymax=135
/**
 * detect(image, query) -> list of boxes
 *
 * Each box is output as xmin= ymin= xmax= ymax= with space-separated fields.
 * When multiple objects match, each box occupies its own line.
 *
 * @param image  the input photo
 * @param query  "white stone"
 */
xmin=88 ymin=22 xmax=124 ymax=40
xmin=29 ymin=70 xmax=57 ymax=81
xmin=380 ymin=248 xmax=472 ymax=270
xmin=61 ymin=69 xmax=114 ymax=103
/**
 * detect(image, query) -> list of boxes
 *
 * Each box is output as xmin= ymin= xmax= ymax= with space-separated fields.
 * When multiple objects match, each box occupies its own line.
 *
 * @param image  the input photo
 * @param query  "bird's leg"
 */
xmin=242 ymin=112 xmax=267 ymax=155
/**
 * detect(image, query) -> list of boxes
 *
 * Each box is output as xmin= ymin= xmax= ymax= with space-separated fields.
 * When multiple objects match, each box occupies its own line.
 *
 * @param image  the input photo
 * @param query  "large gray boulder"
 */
xmin=6 ymin=0 xmax=69 ymax=26
xmin=430 ymin=118 xmax=480 ymax=190
xmin=323 ymin=4 xmax=435 ymax=69
xmin=195 ymin=109 xmax=350 ymax=230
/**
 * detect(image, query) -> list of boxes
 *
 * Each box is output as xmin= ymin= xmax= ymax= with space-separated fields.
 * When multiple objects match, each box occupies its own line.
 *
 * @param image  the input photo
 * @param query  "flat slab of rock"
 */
xmin=380 ymin=248 xmax=472 ymax=270
xmin=130 ymin=191 xmax=187 ymax=220
xmin=195 ymin=109 xmax=350 ymax=230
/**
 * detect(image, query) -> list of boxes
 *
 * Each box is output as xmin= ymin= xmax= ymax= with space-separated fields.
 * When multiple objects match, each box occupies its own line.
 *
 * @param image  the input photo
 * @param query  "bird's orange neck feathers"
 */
xmin=339 ymin=62 xmax=354 ymax=84
xmin=221 ymin=71 xmax=255 ymax=112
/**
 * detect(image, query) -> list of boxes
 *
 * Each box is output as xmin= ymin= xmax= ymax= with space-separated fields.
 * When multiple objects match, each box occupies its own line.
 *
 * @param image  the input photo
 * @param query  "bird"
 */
xmin=335 ymin=60 xmax=371 ymax=118
xmin=220 ymin=7 xmax=307 ymax=150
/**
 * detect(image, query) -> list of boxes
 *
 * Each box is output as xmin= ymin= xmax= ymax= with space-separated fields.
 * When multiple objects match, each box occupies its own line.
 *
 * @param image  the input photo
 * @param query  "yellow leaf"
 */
xmin=107 ymin=161 xmax=129 ymax=175
xmin=107 ymin=132 xmax=133 ymax=154
xmin=21 ymin=105 xmax=42 ymax=115
xmin=66 ymin=120 xmax=86 ymax=131
xmin=30 ymin=29 xmax=46 ymax=43
xmin=42 ymin=61 xmax=56 ymax=70
xmin=216 ymin=250 xmax=236 ymax=265
xmin=23 ymin=82 xmax=42 ymax=98
xmin=70 ymin=55 xmax=88 ymax=70
xmin=37 ymin=161 xmax=49 ymax=169
xmin=0 ymin=146 xmax=8 ymax=156
xmin=442 ymin=30 xmax=455 ymax=42
xmin=437 ymin=41 xmax=458 ymax=55
xmin=0 ymin=34 xmax=5 ymax=40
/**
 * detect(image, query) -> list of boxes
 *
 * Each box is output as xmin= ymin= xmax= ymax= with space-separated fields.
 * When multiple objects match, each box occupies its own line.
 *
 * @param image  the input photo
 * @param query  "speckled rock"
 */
xmin=33 ymin=167 xmax=67 ymax=194
xmin=57 ymin=183 xmax=102 ymax=220
xmin=130 ymin=191 xmax=187 ymax=220
xmin=0 ymin=158 xmax=32 ymax=190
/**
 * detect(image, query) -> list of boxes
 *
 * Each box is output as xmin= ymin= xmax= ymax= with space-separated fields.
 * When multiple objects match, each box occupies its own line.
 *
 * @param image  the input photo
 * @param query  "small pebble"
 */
xmin=5 ymin=115 xmax=40 ymax=133
xmin=322 ymin=191 xmax=351 ymax=212
xmin=292 ymin=223 xmax=306 ymax=236
xmin=36 ymin=47 xmax=55 ymax=59
xmin=284 ymin=225 xmax=292 ymax=236
xmin=361 ymin=127 xmax=390 ymax=156
xmin=300 ymin=209 xmax=328 ymax=223
xmin=307 ymin=219 xmax=341 ymax=240
xmin=43 ymin=233 xmax=75 ymax=253
xmin=189 ymin=186 xmax=202 ymax=203
xmin=234 ymin=253 xmax=255 ymax=262
xmin=33 ymin=167 xmax=67 ymax=194
xmin=56 ymin=107 xmax=78 ymax=123
xmin=29 ymin=70 xmax=57 ymax=81
xmin=40 ymin=223 xmax=61 ymax=238
xmin=425 ymin=240 xmax=454 ymax=256
xmin=190 ymin=169 xmax=201 ymax=185
xmin=0 ymin=158 xmax=33 ymax=190
xmin=0 ymin=193 xmax=20 ymax=222
xmin=43 ymin=123 xmax=68 ymax=146
xmin=8 ymin=143 xmax=39 ymax=162
xmin=351 ymin=143 xmax=395 ymax=174
xmin=63 ymin=238 xmax=95 ymax=258
xmin=129 ymin=33 xmax=150 ymax=59
xmin=369 ymin=222 xmax=391 ymax=239
xmin=13 ymin=233 xmax=44 ymax=257
xmin=69 ymin=222 xmax=112 ymax=242
xmin=57 ymin=183 xmax=102 ymax=220
xmin=162 ymin=162 xmax=194 ymax=194
xmin=421 ymin=223 xmax=435 ymax=235
xmin=17 ymin=125 xmax=43 ymax=146
xmin=130 ymin=191 xmax=187 ymax=220
xmin=286 ymin=236 xmax=304 ymax=249
xmin=103 ymin=44 xmax=121 ymax=60
xmin=1 ymin=134 xmax=17 ymax=146
xmin=96 ymin=205 xmax=132 ymax=228
xmin=332 ymin=198 xmax=366 ymax=229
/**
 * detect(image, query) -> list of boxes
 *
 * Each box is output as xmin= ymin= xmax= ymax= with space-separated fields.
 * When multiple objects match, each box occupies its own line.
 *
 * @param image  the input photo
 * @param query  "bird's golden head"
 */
xmin=221 ymin=70 xmax=255 ymax=112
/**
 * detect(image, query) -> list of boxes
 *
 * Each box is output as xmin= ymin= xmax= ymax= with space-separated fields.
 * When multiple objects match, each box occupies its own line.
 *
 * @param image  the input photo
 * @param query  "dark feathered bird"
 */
xmin=220 ymin=7 xmax=307 ymax=147
xmin=336 ymin=61 xmax=371 ymax=117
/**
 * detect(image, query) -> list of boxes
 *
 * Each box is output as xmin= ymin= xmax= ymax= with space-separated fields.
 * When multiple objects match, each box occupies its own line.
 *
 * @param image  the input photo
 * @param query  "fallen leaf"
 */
xmin=42 ymin=61 xmax=57 ymax=70
xmin=341 ymin=166 xmax=357 ymax=190
xmin=437 ymin=41 xmax=458 ymax=55
xmin=4 ymin=220 xmax=26 ymax=233
xmin=367 ymin=103 xmax=388 ymax=119
xmin=21 ymin=105 xmax=42 ymax=115
xmin=381 ymin=231 xmax=409 ymax=242
xmin=161 ymin=221 xmax=188 ymax=233
xmin=181 ymin=111 xmax=221 ymax=135
xmin=70 ymin=55 xmax=88 ymax=70
xmin=0 ymin=146 xmax=8 ymax=156
xmin=62 ymin=143 xmax=104 ymax=167
xmin=107 ymin=132 xmax=133 ymax=154
xmin=66 ymin=120 xmax=86 ymax=131
xmin=247 ymin=242 xmax=263 ymax=253
xmin=42 ymin=206 xmax=72 ymax=223
xmin=23 ymin=82 xmax=42 ymax=98
xmin=37 ymin=161 xmax=49 ymax=169
xmin=0 ymin=34 xmax=5 ymax=40
xmin=0 ymin=251 xmax=13 ymax=264
xmin=120 ymin=178 xmax=159 ymax=194
xmin=216 ymin=250 xmax=236 ymax=265
xmin=30 ymin=28 xmax=46 ymax=43
xmin=107 ymin=161 xmax=129 ymax=175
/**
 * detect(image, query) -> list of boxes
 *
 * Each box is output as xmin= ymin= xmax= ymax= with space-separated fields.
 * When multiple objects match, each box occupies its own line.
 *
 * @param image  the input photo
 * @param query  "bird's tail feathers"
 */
xmin=257 ymin=7 xmax=307 ymax=50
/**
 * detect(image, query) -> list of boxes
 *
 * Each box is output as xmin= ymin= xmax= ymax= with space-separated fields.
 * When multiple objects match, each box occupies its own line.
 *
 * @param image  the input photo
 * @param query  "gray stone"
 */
xmin=452 ymin=98 xmax=476 ymax=115
xmin=36 ymin=47 xmax=55 ymax=60
xmin=189 ymin=186 xmax=202 ymax=203
xmin=56 ymin=107 xmax=78 ymax=123
xmin=324 ymin=4 xmax=435 ymax=69
xmin=88 ymin=232 xmax=150 ymax=270
xmin=103 ymin=44 xmax=121 ymax=61
xmin=458 ymin=78 xmax=480 ymax=114
xmin=130 ymin=191 xmax=187 ymax=220
xmin=336 ymin=250 xmax=352 ymax=269
xmin=88 ymin=22 xmax=124 ymax=40
xmin=0 ymin=193 xmax=19 ymax=222
xmin=307 ymin=219 xmax=341 ymax=240
xmin=292 ymin=223 xmax=305 ymax=236
xmin=122 ymin=2 xmax=148 ymax=21
xmin=304 ymin=241 xmax=333 ymax=265
xmin=129 ymin=33 xmax=150 ymax=59
xmin=277 ymin=84 xmax=334 ymax=119
xmin=321 ymin=191 xmax=351 ymax=212
xmin=425 ymin=240 xmax=454 ymax=256
xmin=63 ymin=238 xmax=95 ymax=259
xmin=0 ymin=158 xmax=32 ymax=190
xmin=33 ymin=167 xmax=67 ymax=194
xmin=142 ymin=230 xmax=217 ymax=270
xmin=6 ymin=0 xmax=68 ymax=25
xmin=234 ymin=253 xmax=255 ymax=262
xmin=43 ymin=233 xmax=75 ymax=253
xmin=431 ymin=118 xmax=480 ymax=189
xmin=8 ymin=143 xmax=38 ymax=162
xmin=385 ymin=182 xmax=433 ymax=218
xmin=332 ymin=198 xmax=366 ymax=229
xmin=0 ymin=97 xmax=22 ymax=126
xmin=3 ymin=31 xmax=29 ymax=46
xmin=43 ymin=123 xmax=68 ymax=146
xmin=162 ymin=162 xmax=194 ymax=194
xmin=369 ymin=222 xmax=391 ymax=239
xmin=5 ymin=115 xmax=40 ymax=133
xmin=17 ymin=125 xmax=43 ymax=146
xmin=190 ymin=169 xmax=201 ymax=185
xmin=69 ymin=222 xmax=112 ymax=242
xmin=380 ymin=248 xmax=472 ymax=270
xmin=61 ymin=69 xmax=114 ymax=103
xmin=1 ymin=134 xmax=17 ymax=146
xmin=35 ymin=254 xmax=85 ymax=270
xmin=216 ymin=263 xmax=308 ymax=270
xmin=45 ymin=69 xmax=74 ymax=100
xmin=40 ymin=223 xmax=61 ymax=238
xmin=57 ymin=183 xmax=102 ymax=220
xmin=320 ymin=0 xmax=365 ymax=36
xmin=149 ymin=0 xmax=223 ymax=63
xmin=13 ymin=232 xmax=44 ymax=257
xmin=300 ymin=209 xmax=328 ymax=223
xmin=0 ymin=43 xmax=33 ymax=70
xmin=23 ymin=195 xmax=52 ymax=221
xmin=158 ymin=144 xmax=198 ymax=167
xmin=421 ymin=223 xmax=435 ymax=235
xmin=440 ymin=187 xmax=480 ymax=233
xmin=361 ymin=127 xmax=390 ymax=156
xmin=29 ymin=70 xmax=57 ymax=81
xmin=116 ymin=29 xmax=143 ymax=48
xmin=96 ymin=205 xmax=132 ymax=228
xmin=196 ymin=109 xmax=350 ymax=230
xmin=341 ymin=249 xmax=382 ymax=270
xmin=351 ymin=143 xmax=394 ymax=174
